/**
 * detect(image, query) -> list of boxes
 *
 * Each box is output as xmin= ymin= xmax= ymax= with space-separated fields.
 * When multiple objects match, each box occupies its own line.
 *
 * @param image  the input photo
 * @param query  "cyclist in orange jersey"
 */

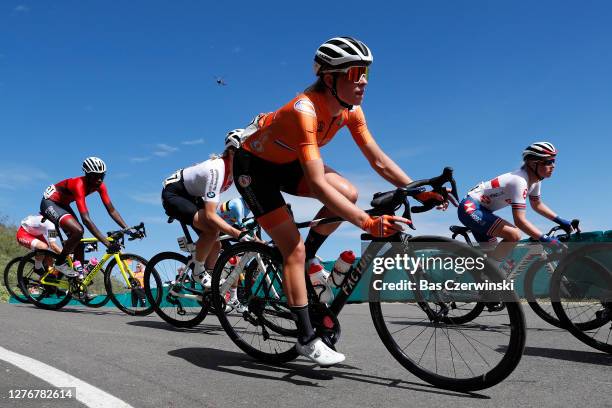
xmin=234 ymin=37 xmax=446 ymax=366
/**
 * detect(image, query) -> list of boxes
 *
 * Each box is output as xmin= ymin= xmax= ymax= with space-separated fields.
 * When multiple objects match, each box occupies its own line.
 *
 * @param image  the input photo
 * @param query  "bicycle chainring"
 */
xmin=310 ymin=303 xmax=341 ymax=347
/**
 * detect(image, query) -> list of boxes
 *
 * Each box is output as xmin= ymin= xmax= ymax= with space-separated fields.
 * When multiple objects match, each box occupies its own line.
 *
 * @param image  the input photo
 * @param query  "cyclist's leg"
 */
xmin=287 ymin=164 xmax=358 ymax=260
xmin=205 ymin=240 xmax=222 ymax=270
xmin=192 ymin=211 xmax=221 ymax=280
xmin=458 ymin=197 xmax=519 ymax=260
xmin=16 ymin=228 xmax=49 ymax=272
xmin=40 ymin=199 xmax=83 ymax=266
xmin=234 ymin=150 xmax=312 ymax=338
xmin=162 ymin=182 xmax=217 ymax=279
xmin=234 ymin=148 xmax=345 ymax=365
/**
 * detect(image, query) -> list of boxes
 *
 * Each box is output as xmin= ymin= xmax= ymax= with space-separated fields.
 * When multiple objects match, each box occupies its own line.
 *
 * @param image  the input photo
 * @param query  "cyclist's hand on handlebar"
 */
xmin=362 ymin=215 xmax=409 ymax=237
xmin=415 ymin=191 xmax=448 ymax=211
xmin=127 ymin=229 xmax=144 ymax=240
xmin=553 ymin=216 xmax=573 ymax=233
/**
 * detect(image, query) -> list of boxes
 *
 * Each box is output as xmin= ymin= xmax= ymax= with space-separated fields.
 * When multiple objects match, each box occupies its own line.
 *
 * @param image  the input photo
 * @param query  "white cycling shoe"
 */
xmin=193 ymin=271 xmax=213 ymax=289
xmin=295 ymin=338 xmax=345 ymax=367
xmin=55 ymin=263 xmax=78 ymax=278
xmin=225 ymin=298 xmax=248 ymax=314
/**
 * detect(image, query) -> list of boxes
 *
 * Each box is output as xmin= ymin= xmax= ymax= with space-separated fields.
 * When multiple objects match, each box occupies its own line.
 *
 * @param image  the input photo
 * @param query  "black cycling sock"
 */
xmin=291 ymin=305 xmax=315 ymax=345
xmin=305 ymin=230 xmax=329 ymax=261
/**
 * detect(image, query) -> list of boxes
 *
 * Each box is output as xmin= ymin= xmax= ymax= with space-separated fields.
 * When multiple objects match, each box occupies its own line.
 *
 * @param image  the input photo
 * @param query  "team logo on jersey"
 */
xmin=294 ymin=99 xmax=316 ymax=117
xmin=207 ymin=192 xmax=216 ymax=198
xmin=238 ymin=175 xmax=251 ymax=188
xmin=464 ymin=201 xmax=476 ymax=214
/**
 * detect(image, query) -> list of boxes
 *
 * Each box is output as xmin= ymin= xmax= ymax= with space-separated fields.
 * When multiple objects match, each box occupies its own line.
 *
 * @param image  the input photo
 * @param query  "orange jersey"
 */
xmin=242 ymin=91 xmax=374 ymax=164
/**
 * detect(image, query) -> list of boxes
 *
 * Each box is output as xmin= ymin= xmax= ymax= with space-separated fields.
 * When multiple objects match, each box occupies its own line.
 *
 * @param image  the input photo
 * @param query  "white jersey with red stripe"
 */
xmin=466 ymin=168 xmax=541 ymax=212
xmin=20 ymin=215 xmax=57 ymax=243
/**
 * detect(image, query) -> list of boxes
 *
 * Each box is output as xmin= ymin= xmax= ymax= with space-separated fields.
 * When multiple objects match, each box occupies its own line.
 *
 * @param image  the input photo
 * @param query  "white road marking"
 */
xmin=0 ymin=345 xmax=134 ymax=408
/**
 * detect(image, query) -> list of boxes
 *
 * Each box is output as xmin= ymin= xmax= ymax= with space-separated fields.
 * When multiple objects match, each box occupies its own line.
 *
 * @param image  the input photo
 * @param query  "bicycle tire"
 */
xmin=211 ymin=242 xmax=298 ymax=364
xmin=524 ymin=258 xmax=563 ymax=328
xmin=369 ymin=236 xmax=526 ymax=391
xmin=104 ymin=253 xmax=154 ymax=316
xmin=16 ymin=251 xmax=72 ymax=310
xmin=551 ymin=244 xmax=612 ymax=354
xmin=4 ymin=256 xmax=29 ymax=303
xmin=77 ymin=291 xmax=111 ymax=308
xmin=144 ymin=251 xmax=209 ymax=328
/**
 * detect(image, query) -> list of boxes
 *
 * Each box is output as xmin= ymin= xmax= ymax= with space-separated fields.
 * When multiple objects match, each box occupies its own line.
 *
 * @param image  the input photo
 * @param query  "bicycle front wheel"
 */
xmin=104 ymin=253 xmax=154 ymax=316
xmin=551 ymin=244 xmax=612 ymax=354
xmin=211 ymin=242 xmax=298 ymax=364
xmin=144 ymin=251 xmax=209 ymax=328
xmin=369 ymin=236 xmax=526 ymax=391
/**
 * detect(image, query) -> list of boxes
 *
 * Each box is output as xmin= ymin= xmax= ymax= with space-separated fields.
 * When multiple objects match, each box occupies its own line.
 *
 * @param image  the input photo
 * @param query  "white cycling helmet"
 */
xmin=313 ymin=36 xmax=373 ymax=75
xmin=82 ymin=157 xmax=107 ymax=174
xmin=522 ymin=142 xmax=557 ymax=161
xmin=224 ymin=129 xmax=245 ymax=150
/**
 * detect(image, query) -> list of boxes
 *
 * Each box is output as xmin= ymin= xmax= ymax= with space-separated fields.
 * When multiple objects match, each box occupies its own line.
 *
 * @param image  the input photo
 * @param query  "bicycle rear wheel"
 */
xmin=211 ymin=242 xmax=298 ymax=364
xmin=551 ymin=244 xmax=612 ymax=354
xmin=144 ymin=251 xmax=209 ymax=328
xmin=369 ymin=236 xmax=526 ymax=391
xmin=16 ymin=251 xmax=72 ymax=310
xmin=4 ymin=256 xmax=29 ymax=303
xmin=104 ymin=253 xmax=154 ymax=316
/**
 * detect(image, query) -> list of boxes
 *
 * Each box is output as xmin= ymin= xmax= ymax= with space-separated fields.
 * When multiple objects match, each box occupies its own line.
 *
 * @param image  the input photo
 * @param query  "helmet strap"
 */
xmin=526 ymin=161 xmax=544 ymax=181
xmin=323 ymin=74 xmax=353 ymax=110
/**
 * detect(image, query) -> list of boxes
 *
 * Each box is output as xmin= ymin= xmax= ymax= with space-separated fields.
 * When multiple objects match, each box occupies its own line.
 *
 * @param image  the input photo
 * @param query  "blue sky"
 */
xmin=1 ymin=1 xmax=611 ymax=260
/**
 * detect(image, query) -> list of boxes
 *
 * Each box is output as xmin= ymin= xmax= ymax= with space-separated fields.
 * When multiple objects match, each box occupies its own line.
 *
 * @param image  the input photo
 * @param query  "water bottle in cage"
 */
xmin=85 ymin=257 xmax=99 ymax=275
xmin=308 ymin=260 xmax=333 ymax=304
xmin=73 ymin=260 xmax=84 ymax=280
xmin=329 ymin=250 xmax=356 ymax=289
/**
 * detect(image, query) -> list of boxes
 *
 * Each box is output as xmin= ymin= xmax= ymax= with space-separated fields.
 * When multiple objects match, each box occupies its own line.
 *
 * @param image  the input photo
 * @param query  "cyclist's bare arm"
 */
xmin=358 ymin=140 xmax=412 ymax=187
xmin=80 ymin=211 xmax=111 ymax=247
xmin=202 ymin=201 xmax=243 ymax=239
xmin=103 ymin=201 xmax=128 ymax=230
xmin=529 ymin=197 xmax=558 ymax=220
xmin=512 ymin=208 xmax=543 ymax=240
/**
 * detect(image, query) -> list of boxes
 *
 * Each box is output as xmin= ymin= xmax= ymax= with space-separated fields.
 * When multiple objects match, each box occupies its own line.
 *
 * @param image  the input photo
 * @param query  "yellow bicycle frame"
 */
xmin=38 ymin=237 xmax=138 ymax=290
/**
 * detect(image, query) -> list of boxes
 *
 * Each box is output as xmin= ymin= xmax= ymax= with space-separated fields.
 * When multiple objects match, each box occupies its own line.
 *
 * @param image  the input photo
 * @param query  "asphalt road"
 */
xmin=0 ymin=303 xmax=610 ymax=408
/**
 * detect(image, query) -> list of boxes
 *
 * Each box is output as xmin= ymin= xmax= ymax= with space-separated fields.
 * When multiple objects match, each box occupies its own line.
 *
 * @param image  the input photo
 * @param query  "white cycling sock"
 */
xmin=34 ymin=260 xmax=43 ymax=269
xmin=193 ymin=261 xmax=205 ymax=277
xmin=229 ymin=287 xmax=237 ymax=301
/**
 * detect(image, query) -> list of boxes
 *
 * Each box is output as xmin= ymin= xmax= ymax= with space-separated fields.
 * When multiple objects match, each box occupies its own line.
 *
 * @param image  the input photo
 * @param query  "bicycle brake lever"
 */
xmin=402 ymin=198 xmax=415 ymax=230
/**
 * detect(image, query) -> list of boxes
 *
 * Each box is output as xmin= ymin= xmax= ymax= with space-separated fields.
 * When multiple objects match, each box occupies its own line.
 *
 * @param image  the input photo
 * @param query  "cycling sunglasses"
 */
xmin=326 ymin=66 xmax=370 ymax=83
xmin=345 ymin=66 xmax=369 ymax=83
xmin=539 ymin=158 xmax=556 ymax=165
xmin=87 ymin=173 xmax=106 ymax=181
